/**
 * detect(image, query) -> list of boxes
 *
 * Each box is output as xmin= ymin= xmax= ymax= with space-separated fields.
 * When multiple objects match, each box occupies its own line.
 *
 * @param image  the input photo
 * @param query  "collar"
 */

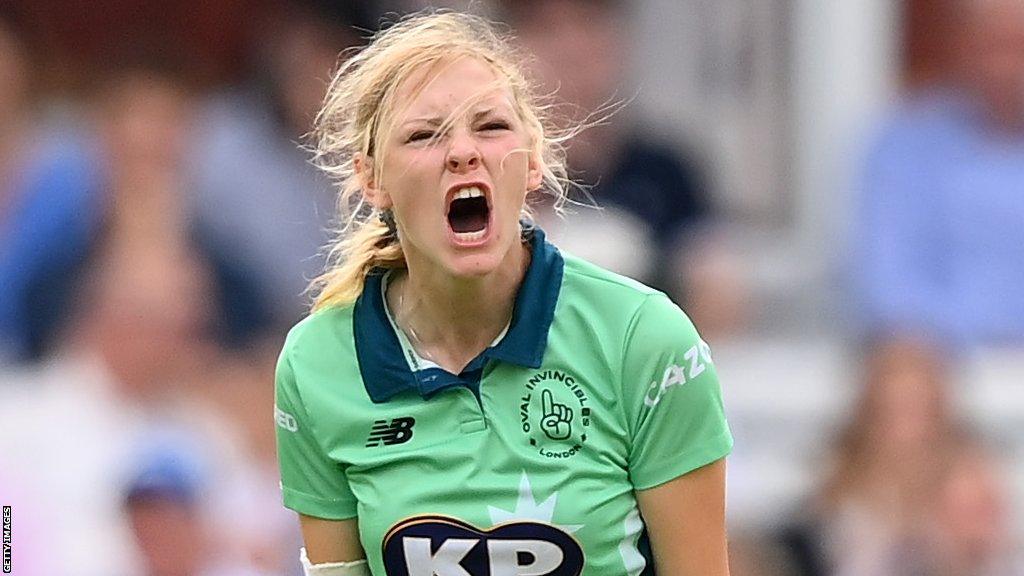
xmin=353 ymin=227 xmax=563 ymax=403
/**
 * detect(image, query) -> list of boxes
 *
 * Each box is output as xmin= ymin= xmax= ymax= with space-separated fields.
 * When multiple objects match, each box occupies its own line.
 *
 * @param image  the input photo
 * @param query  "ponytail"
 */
xmin=311 ymin=214 xmax=405 ymax=310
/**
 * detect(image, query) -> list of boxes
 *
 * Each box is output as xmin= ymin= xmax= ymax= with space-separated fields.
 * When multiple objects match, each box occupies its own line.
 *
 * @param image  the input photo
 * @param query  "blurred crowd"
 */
xmin=1 ymin=0 xmax=1023 ymax=575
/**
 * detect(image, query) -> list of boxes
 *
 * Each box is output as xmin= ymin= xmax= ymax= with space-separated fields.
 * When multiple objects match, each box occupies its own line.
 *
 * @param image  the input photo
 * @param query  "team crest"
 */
xmin=518 ymin=370 xmax=590 ymax=459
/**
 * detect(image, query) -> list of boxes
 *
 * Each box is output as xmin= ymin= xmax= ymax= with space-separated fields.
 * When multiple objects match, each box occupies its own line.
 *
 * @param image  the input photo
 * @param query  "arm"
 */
xmin=275 ymin=343 xmax=367 ymax=571
xmin=620 ymin=294 xmax=733 ymax=574
xmin=299 ymin=514 xmax=365 ymax=564
xmin=636 ymin=458 xmax=729 ymax=576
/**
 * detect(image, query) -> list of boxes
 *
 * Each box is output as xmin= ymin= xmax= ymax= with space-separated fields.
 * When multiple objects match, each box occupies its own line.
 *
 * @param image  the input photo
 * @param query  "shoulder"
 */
xmin=560 ymin=252 xmax=659 ymax=301
xmin=275 ymin=303 xmax=366 ymax=408
xmin=281 ymin=304 xmax=356 ymax=363
xmin=557 ymin=252 xmax=698 ymax=345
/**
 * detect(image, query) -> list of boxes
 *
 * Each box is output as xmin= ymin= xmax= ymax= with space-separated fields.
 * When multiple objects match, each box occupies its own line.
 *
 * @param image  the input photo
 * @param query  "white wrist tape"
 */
xmin=300 ymin=547 xmax=371 ymax=576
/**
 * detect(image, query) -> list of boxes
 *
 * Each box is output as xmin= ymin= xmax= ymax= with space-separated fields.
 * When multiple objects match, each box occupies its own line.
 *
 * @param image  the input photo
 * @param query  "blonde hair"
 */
xmin=308 ymin=10 xmax=576 ymax=310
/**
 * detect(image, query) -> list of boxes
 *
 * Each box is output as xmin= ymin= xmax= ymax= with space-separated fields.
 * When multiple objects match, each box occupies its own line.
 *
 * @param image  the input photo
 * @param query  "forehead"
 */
xmin=394 ymin=56 xmax=515 ymax=117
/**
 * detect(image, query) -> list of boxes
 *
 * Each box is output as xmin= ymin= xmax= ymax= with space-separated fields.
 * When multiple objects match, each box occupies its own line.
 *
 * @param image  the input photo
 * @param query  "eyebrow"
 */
xmin=401 ymin=106 xmax=509 ymax=128
xmin=471 ymin=107 xmax=503 ymax=121
xmin=403 ymin=117 xmax=443 ymax=127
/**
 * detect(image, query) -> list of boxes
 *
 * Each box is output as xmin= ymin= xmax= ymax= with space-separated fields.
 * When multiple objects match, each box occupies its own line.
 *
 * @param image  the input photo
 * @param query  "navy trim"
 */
xmin=484 ymin=227 xmax=562 ymax=368
xmin=354 ymin=228 xmax=563 ymax=403
xmin=353 ymin=272 xmax=418 ymax=402
xmin=638 ymin=527 xmax=656 ymax=576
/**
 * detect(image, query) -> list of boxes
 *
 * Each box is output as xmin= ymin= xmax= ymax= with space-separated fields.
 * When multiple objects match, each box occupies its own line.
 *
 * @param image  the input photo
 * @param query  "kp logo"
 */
xmin=366 ymin=417 xmax=416 ymax=447
xmin=382 ymin=515 xmax=584 ymax=576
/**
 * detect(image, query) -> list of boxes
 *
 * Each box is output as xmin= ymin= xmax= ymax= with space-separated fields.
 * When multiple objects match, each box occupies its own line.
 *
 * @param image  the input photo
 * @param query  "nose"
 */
xmin=445 ymin=131 xmax=480 ymax=172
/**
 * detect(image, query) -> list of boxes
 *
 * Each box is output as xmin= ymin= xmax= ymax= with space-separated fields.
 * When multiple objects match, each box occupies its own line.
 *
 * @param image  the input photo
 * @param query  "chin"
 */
xmin=442 ymin=249 xmax=508 ymax=278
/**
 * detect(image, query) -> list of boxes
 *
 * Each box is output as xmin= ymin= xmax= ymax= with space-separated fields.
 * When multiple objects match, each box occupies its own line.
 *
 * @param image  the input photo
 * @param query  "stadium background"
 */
xmin=1 ymin=0 xmax=1022 ymax=574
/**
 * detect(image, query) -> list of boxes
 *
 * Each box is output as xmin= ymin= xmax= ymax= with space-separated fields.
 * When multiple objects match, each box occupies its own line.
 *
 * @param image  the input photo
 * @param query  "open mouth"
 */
xmin=446 ymin=186 xmax=491 ymax=240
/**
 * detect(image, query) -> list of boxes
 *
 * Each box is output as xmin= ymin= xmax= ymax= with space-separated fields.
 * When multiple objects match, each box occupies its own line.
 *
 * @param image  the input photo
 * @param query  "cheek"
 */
xmin=490 ymin=142 xmax=532 ymax=182
xmin=384 ymin=150 xmax=442 ymax=207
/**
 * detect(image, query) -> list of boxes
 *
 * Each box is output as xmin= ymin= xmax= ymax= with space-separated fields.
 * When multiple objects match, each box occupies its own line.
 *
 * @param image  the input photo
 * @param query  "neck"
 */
xmin=389 ymin=241 xmax=531 ymax=372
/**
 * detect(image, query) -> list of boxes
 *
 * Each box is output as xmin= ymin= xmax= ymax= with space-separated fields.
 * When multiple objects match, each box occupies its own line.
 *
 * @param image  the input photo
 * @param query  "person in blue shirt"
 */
xmin=852 ymin=0 xmax=1024 ymax=349
xmin=0 ymin=6 xmax=105 ymax=363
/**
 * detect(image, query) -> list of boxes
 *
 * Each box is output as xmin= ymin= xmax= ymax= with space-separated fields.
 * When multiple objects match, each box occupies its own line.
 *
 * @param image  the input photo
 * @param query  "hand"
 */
xmin=541 ymin=389 xmax=573 ymax=441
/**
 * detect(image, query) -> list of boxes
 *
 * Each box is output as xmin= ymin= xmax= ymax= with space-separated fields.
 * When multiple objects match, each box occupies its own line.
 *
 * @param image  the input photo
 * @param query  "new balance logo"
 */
xmin=365 ymin=417 xmax=416 ymax=447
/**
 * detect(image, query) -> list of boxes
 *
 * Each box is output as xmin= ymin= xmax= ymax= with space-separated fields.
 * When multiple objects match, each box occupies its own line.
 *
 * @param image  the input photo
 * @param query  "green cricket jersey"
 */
xmin=275 ymin=229 xmax=732 ymax=576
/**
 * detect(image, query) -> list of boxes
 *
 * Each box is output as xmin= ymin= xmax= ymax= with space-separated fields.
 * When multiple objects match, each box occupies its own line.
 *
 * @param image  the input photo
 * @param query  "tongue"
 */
xmin=448 ymin=197 xmax=488 ymax=233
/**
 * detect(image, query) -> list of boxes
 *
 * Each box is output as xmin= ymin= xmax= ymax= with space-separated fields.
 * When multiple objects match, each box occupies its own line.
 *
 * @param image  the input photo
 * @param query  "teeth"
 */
xmin=454 ymin=186 xmax=483 ymax=200
xmin=454 ymin=229 xmax=487 ymax=241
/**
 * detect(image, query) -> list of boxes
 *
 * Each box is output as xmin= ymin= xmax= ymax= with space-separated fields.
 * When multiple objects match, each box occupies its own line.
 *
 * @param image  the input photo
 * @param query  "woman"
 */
xmin=776 ymin=342 xmax=959 ymax=576
xmin=274 ymin=11 xmax=732 ymax=576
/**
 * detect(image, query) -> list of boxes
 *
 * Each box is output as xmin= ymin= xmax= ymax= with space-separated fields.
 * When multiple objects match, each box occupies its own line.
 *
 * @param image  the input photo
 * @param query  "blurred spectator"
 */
xmin=853 ymin=0 xmax=1024 ymax=349
xmin=95 ymin=67 xmax=274 ymax=350
xmin=2 ymin=60 xmax=275 ymax=364
xmin=186 ymin=1 xmax=373 ymax=330
xmin=499 ymin=1 xmax=713 ymax=292
xmin=918 ymin=438 xmax=1018 ymax=576
xmin=89 ymin=68 xmax=296 ymax=574
xmin=0 ymin=240 xmax=221 ymax=576
xmin=0 ymin=224 xmax=279 ymax=573
xmin=125 ymin=444 xmax=213 ymax=576
xmin=0 ymin=68 xmax=287 ymax=576
xmin=776 ymin=341 xmax=960 ymax=575
xmin=0 ymin=6 xmax=103 ymax=363
xmin=125 ymin=431 xmax=268 ymax=576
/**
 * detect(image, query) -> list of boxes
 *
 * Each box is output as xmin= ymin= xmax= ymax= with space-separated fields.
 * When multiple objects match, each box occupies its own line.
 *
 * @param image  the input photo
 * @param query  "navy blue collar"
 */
xmin=353 ymin=228 xmax=564 ymax=403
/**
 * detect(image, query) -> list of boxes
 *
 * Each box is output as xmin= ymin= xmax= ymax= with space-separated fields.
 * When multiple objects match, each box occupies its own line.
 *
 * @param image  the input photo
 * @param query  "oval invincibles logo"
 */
xmin=518 ymin=370 xmax=591 ymax=461
xmin=382 ymin=515 xmax=584 ymax=576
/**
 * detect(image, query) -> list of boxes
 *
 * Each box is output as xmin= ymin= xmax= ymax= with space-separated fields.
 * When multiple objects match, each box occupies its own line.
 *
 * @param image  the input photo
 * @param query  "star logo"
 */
xmin=487 ymin=473 xmax=583 ymax=534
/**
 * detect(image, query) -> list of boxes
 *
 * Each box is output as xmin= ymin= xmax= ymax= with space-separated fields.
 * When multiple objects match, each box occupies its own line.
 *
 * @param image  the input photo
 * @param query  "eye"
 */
xmin=480 ymin=121 xmax=510 ymax=132
xmin=406 ymin=130 xmax=436 ymax=143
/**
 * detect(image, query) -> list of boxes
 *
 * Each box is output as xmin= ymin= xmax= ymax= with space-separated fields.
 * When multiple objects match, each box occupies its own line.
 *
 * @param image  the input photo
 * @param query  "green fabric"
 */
xmin=275 ymin=252 xmax=732 ymax=575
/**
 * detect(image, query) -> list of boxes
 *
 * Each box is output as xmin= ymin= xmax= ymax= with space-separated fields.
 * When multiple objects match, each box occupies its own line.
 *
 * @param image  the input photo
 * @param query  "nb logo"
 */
xmin=274 ymin=405 xmax=298 ymax=432
xmin=366 ymin=417 xmax=416 ymax=447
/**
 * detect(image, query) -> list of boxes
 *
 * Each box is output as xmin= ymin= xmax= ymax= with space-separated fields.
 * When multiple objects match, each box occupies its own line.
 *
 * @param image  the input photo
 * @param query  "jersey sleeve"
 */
xmin=275 ymin=345 xmax=358 ymax=520
xmin=621 ymin=293 xmax=733 ymax=490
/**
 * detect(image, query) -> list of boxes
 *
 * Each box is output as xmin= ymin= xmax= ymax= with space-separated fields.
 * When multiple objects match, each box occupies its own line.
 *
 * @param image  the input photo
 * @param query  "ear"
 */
xmin=526 ymin=147 xmax=544 ymax=191
xmin=355 ymin=153 xmax=391 ymax=209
